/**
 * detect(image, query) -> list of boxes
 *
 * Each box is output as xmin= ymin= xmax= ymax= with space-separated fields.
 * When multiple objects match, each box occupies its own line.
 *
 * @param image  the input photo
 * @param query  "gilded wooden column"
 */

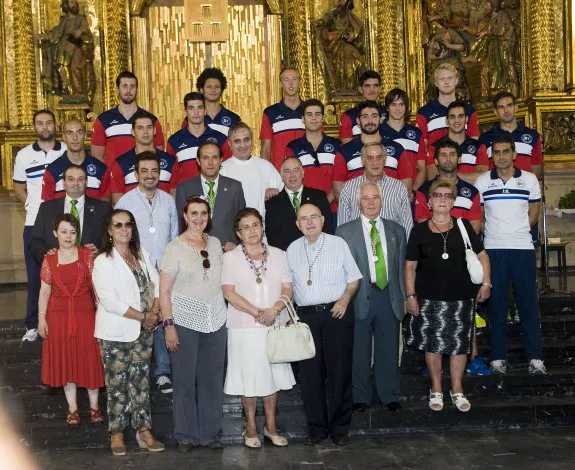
xmin=103 ymin=0 xmax=131 ymax=108
xmin=377 ymin=0 xmax=402 ymax=93
xmin=530 ymin=0 xmax=557 ymax=93
xmin=564 ymin=0 xmax=575 ymax=92
xmin=12 ymin=0 xmax=37 ymax=127
xmin=131 ymin=16 xmax=150 ymax=111
xmin=284 ymin=0 xmax=311 ymax=99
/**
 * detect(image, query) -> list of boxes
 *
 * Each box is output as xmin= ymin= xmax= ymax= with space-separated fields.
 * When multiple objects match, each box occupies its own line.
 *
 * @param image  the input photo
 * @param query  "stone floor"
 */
xmin=31 ymin=428 xmax=575 ymax=469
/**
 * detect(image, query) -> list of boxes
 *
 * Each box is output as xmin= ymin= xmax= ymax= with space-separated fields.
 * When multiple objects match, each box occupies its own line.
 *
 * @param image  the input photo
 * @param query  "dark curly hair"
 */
xmin=196 ymin=67 xmax=227 ymax=92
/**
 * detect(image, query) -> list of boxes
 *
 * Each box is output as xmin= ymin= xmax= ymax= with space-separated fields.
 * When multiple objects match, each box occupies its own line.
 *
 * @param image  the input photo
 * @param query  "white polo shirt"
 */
xmin=13 ymin=141 xmax=67 ymax=225
xmin=475 ymin=168 xmax=541 ymax=250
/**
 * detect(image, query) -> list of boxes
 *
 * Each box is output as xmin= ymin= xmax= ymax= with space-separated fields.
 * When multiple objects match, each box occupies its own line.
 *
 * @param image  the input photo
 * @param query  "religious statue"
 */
xmin=317 ymin=0 xmax=367 ymax=94
xmin=423 ymin=0 xmax=521 ymax=103
xmin=467 ymin=0 xmax=519 ymax=97
xmin=37 ymin=0 xmax=95 ymax=104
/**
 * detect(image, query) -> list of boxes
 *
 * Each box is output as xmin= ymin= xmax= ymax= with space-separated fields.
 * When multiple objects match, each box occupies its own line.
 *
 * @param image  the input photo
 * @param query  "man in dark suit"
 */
xmin=176 ymin=141 xmax=245 ymax=250
xmin=265 ymin=157 xmax=333 ymax=251
xmin=30 ymin=164 xmax=111 ymax=264
xmin=336 ymin=180 xmax=406 ymax=414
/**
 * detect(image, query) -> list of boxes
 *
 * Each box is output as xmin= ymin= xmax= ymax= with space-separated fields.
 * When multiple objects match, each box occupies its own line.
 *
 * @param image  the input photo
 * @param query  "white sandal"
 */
xmin=450 ymin=391 xmax=471 ymax=412
xmin=429 ymin=390 xmax=443 ymax=411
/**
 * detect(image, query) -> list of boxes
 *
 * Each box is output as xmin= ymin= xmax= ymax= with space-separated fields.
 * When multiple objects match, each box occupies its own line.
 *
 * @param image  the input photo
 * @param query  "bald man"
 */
xmin=42 ymin=119 xmax=111 ymax=201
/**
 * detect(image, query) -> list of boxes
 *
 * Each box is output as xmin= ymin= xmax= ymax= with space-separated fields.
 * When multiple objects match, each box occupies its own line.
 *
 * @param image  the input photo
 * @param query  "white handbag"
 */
xmin=456 ymin=218 xmax=484 ymax=284
xmin=266 ymin=295 xmax=316 ymax=364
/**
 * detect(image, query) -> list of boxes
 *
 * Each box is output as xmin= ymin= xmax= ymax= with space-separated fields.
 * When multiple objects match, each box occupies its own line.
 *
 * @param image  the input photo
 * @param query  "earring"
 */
xmin=108 ymin=235 xmax=112 ymax=241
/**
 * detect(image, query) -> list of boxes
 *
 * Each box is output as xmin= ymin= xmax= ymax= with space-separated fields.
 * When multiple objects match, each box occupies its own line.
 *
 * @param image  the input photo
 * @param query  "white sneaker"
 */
xmin=22 ymin=328 xmax=39 ymax=342
xmin=491 ymin=359 xmax=507 ymax=374
xmin=529 ymin=359 xmax=547 ymax=375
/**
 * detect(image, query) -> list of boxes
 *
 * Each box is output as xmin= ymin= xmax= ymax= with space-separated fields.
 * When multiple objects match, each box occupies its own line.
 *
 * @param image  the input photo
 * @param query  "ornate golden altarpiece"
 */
xmin=1 ymin=0 xmax=575 ymax=191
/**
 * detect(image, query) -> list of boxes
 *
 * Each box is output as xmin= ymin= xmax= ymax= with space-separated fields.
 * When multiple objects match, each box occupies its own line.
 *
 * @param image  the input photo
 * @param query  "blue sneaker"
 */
xmin=466 ymin=357 xmax=493 ymax=376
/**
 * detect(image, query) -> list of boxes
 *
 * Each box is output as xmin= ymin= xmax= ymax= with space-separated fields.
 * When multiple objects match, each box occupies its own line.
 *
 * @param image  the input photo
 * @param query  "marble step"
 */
xmin=19 ymin=394 xmax=575 ymax=450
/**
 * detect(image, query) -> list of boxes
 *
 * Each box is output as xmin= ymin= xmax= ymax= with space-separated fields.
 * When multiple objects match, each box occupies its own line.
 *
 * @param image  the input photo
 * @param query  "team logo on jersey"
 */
xmin=430 ymin=113 xmax=439 ymax=119
xmin=160 ymin=158 xmax=168 ymax=169
xmin=129 ymin=165 xmax=135 ymax=171
xmin=517 ymin=179 xmax=525 ymax=188
xmin=87 ymin=164 xmax=97 ymax=176
xmin=206 ymin=137 xmax=218 ymax=144
xmin=385 ymin=146 xmax=396 ymax=157
xmin=178 ymin=143 xmax=187 ymax=149
xmin=406 ymin=130 xmax=417 ymax=140
xmin=221 ymin=116 xmax=232 ymax=126
xmin=324 ymin=143 xmax=335 ymax=153
xmin=353 ymin=151 xmax=361 ymax=157
xmin=298 ymin=149 xmax=307 ymax=155
xmin=521 ymin=134 xmax=533 ymax=144
xmin=460 ymin=187 xmax=472 ymax=198
xmin=467 ymin=145 xmax=476 ymax=154
xmin=276 ymin=115 xmax=284 ymax=120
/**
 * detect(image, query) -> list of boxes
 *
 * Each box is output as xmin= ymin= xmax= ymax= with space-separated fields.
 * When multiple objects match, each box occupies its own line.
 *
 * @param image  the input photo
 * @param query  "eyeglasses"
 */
xmin=112 ymin=221 xmax=134 ymax=229
xmin=431 ymin=192 xmax=454 ymax=200
xmin=299 ymin=214 xmax=322 ymax=223
xmin=239 ymin=222 xmax=262 ymax=232
xmin=200 ymin=250 xmax=211 ymax=269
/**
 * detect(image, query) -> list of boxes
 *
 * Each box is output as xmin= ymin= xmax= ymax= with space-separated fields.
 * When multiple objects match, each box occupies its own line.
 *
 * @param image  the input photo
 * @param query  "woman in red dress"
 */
xmin=37 ymin=213 xmax=105 ymax=426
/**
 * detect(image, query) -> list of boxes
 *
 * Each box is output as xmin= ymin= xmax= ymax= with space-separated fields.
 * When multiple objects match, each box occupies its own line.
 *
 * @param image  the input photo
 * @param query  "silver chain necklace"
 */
xmin=431 ymin=218 xmax=451 ymax=260
xmin=136 ymin=188 xmax=158 ymax=233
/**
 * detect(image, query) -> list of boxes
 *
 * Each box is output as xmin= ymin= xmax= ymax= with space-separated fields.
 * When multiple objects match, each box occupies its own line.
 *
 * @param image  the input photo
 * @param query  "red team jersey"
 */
xmin=426 ymin=136 xmax=488 ymax=174
xmin=416 ymin=100 xmax=479 ymax=147
xmin=380 ymin=122 xmax=426 ymax=180
xmin=91 ymin=106 xmax=165 ymax=163
xmin=260 ymin=101 xmax=305 ymax=171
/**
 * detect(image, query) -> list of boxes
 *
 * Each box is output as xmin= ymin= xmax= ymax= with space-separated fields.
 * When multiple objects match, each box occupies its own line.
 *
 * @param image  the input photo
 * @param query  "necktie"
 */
xmin=292 ymin=191 xmax=301 ymax=212
xmin=369 ymin=220 xmax=387 ymax=289
xmin=206 ymin=181 xmax=216 ymax=210
xmin=70 ymin=199 xmax=81 ymax=246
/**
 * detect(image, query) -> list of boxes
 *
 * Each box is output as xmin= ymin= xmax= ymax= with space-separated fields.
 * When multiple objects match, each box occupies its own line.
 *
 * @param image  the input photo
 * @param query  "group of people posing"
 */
xmin=13 ymin=62 xmax=545 ymax=453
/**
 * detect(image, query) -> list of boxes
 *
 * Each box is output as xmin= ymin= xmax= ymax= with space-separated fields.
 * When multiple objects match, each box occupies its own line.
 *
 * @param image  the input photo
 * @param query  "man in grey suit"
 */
xmin=336 ymin=180 xmax=406 ymax=413
xmin=176 ymin=141 xmax=246 ymax=251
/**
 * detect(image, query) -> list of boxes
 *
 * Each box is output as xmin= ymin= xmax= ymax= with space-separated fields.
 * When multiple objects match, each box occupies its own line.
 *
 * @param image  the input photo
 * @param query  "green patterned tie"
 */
xmin=292 ymin=191 xmax=301 ymax=212
xmin=369 ymin=220 xmax=387 ymax=289
xmin=70 ymin=199 xmax=81 ymax=246
xmin=206 ymin=181 xmax=216 ymax=210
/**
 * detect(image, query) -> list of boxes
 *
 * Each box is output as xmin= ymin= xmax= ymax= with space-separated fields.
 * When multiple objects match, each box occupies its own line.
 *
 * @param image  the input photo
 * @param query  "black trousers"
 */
xmin=297 ymin=302 xmax=354 ymax=438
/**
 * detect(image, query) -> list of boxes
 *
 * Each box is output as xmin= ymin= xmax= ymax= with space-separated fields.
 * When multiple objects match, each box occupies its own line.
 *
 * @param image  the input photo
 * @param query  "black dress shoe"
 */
xmin=204 ymin=441 xmax=224 ymax=450
xmin=332 ymin=434 xmax=350 ymax=446
xmin=178 ymin=442 xmax=193 ymax=453
xmin=352 ymin=402 xmax=368 ymax=413
xmin=304 ymin=435 xmax=324 ymax=447
xmin=387 ymin=401 xmax=402 ymax=412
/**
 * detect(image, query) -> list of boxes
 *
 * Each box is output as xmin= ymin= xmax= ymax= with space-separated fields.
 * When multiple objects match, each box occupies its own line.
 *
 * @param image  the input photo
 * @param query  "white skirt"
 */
xmin=224 ymin=327 xmax=296 ymax=397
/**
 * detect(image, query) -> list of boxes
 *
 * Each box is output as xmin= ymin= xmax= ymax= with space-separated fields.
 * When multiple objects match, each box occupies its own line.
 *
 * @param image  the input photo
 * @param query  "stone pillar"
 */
xmin=530 ymin=0 xmax=557 ymax=93
xmin=102 ymin=0 xmax=132 ymax=108
xmin=12 ymin=0 xmax=36 ymax=127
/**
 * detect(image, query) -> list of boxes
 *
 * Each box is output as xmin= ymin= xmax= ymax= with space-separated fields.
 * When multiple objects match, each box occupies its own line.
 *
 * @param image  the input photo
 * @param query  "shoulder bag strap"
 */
xmin=456 ymin=217 xmax=473 ymax=251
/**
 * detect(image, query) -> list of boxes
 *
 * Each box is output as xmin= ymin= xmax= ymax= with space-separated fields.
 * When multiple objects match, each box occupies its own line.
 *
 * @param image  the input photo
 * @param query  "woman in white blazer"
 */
xmin=92 ymin=209 xmax=165 ymax=456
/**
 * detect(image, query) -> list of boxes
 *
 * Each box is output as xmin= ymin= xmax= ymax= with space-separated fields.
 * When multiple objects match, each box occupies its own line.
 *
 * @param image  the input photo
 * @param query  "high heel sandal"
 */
xmin=66 ymin=409 xmax=80 ymax=426
xmin=89 ymin=408 xmax=104 ymax=425
xmin=263 ymin=427 xmax=288 ymax=447
xmin=242 ymin=430 xmax=261 ymax=449
xmin=136 ymin=429 xmax=166 ymax=452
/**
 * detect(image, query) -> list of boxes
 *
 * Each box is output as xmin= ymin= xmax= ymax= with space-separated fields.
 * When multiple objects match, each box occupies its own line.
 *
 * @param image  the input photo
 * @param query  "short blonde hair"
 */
xmin=429 ymin=179 xmax=457 ymax=200
xmin=434 ymin=63 xmax=458 ymax=81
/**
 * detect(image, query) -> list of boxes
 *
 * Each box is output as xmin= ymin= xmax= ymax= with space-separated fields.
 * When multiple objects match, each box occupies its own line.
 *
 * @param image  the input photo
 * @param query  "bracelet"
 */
xmin=406 ymin=293 xmax=417 ymax=300
xmin=255 ymin=310 xmax=263 ymax=320
xmin=482 ymin=282 xmax=492 ymax=288
xmin=162 ymin=318 xmax=175 ymax=327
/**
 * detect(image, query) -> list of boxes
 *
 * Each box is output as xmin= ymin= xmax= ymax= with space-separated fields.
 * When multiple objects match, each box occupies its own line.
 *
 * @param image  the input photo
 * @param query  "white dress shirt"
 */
xmin=64 ymin=194 xmax=85 ymax=234
xmin=201 ymin=174 xmax=220 ymax=197
xmin=360 ymin=215 xmax=389 ymax=283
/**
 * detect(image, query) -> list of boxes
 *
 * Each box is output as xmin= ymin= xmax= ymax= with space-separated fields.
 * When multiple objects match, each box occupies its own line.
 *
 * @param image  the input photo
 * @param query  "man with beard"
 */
xmin=337 ymin=101 xmax=412 ymax=192
xmin=91 ymin=71 xmax=165 ymax=163
xmin=13 ymin=109 xmax=67 ymax=342
xmin=42 ymin=119 xmax=110 ymax=201
xmin=260 ymin=68 xmax=305 ymax=170
xmin=115 ymin=152 xmax=178 ymax=394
